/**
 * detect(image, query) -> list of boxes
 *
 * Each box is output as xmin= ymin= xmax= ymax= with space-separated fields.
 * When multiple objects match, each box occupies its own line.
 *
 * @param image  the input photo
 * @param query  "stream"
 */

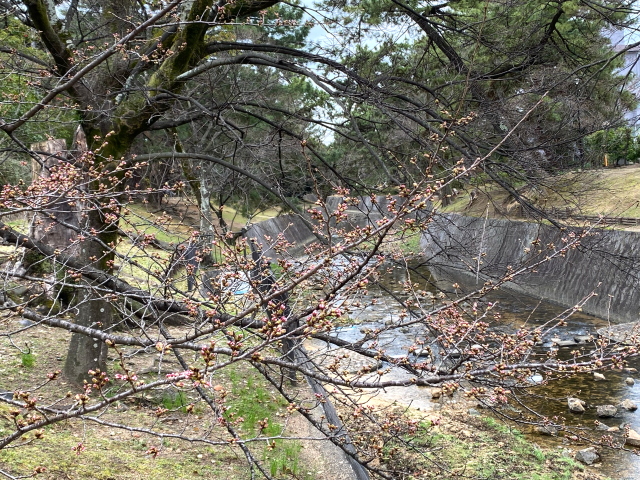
xmin=324 ymin=260 xmax=640 ymax=479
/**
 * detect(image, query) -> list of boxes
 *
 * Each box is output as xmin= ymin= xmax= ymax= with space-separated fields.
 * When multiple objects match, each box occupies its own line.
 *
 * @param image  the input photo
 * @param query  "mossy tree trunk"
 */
xmin=19 ymin=0 xmax=281 ymax=383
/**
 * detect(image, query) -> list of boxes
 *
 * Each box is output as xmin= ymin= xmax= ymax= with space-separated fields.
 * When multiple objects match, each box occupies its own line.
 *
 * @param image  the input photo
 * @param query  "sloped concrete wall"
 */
xmin=244 ymin=196 xmax=430 ymax=259
xmin=244 ymin=214 xmax=316 ymax=260
xmin=421 ymin=214 xmax=640 ymax=324
xmin=324 ymin=195 xmax=431 ymax=230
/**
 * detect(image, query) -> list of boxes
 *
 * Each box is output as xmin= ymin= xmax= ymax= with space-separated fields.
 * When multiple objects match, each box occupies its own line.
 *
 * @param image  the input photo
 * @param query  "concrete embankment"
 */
xmin=244 ymin=195 xmax=424 ymax=259
xmin=421 ymin=214 xmax=640 ymax=324
xmin=244 ymin=214 xmax=316 ymax=259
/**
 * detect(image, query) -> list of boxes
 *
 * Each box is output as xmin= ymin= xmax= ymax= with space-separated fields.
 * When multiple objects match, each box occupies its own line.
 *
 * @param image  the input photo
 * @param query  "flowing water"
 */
xmin=328 ymin=260 xmax=640 ymax=479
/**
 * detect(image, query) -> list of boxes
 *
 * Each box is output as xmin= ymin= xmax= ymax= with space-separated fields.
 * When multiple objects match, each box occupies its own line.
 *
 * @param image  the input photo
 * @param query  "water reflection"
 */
xmin=332 ymin=261 xmax=640 ymax=479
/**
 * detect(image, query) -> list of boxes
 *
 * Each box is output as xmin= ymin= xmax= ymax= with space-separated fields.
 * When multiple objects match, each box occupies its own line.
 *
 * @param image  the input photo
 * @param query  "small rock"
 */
xmin=607 ymin=426 xmax=620 ymax=432
xmin=593 ymin=372 xmax=607 ymax=381
xmin=594 ymin=421 xmax=610 ymax=431
xmin=18 ymin=319 xmax=35 ymax=327
xmin=535 ymin=425 xmax=558 ymax=436
xmin=626 ymin=429 xmax=640 ymax=447
xmin=568 ymin=397 xmax=586 ymax=413
xmin=574 ymin=335 xmax=592 ymax=344
xmin=619 ymin=399 xmax=638 ymax=412
xmin=467 ymin=408 xmax=481 ymax=416
xmin=11 ymin=285 xmax=30 ymax=297
xmin=528 ymin=374 xmax=544 ymax=384
xmin=626 ymin=377 xmax=635 ymax=386
xmin=624 ymin=367 xmax=638 ymax=374
xmin=575 ymin=447 xmax=600 ymax=466
xmin=596 ymin=405 xmax=618 ymax=418
xmin=557 ymin=340 xmax=578 ymax=347
xmin=431 ymin=388 xmax=442 ymax=399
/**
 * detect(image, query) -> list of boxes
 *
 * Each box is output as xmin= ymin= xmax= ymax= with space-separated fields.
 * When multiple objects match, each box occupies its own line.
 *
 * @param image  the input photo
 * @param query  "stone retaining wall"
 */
xmin=421 ymin=214 xmax=640 ymax=324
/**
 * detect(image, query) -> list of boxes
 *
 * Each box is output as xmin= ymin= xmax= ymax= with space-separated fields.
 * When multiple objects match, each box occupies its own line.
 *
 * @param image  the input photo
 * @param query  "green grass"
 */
xmin=223 ymin=367 xmax=311 ymax=479
xmin=20 ymin=351 xmax=36 ymax=368
xmin=161 ymin=390 xmax=189 ymax=412
xmin=371 ymin=411 xmax=593 ymax=480
xmin=5 ymin=217 xmax=28 ymax=231
xmin=266 ymin=441 xmax=308 ymax=479
xmin=226 ymin=371 xmax=285 ymax=433
xmin=0 ymin=410 xmax=231 ymax=480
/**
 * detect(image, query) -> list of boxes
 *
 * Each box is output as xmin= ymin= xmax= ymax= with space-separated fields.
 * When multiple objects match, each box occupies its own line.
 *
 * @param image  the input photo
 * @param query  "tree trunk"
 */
xmin=29 ymin=139 xmax=79 ymax=250
xmin=63 ymin=211 xmax=118 ymax=384
xmin=62 ymin=128 xmax=117 ymax=384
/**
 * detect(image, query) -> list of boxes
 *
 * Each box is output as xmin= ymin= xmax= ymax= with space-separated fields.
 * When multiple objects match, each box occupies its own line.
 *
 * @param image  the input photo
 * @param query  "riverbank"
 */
xmin=440 ymin=164 xmax=640 ymax=220
xmin=344 ymin=392 xmax=608 ymax=480
xmin=421 ymin=213 xmax=640 ymax=324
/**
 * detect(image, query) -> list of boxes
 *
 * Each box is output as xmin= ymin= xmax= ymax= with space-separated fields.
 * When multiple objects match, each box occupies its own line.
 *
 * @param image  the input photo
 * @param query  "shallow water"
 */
xmin=331 ymin=261 xmax=640 ymax=479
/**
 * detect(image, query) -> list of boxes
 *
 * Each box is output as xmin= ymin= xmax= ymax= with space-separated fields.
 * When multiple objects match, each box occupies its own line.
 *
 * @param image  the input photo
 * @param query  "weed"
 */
xmin=265 ymin=441 xmax=307 ymax=478
xmin=161 ymin=390 xmax=188 ymax=412
xmin=20 ymin=352 xmax=35 ymax=368
xmin=532 ymin=446 xmax=546 ymax=463
xmin=483 ymin=415 xmax=523 ymax=437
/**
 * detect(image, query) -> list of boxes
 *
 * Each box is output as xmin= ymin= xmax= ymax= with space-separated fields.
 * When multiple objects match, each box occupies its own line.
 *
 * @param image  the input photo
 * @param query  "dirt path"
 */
xmin=287 ymin=411 xmax=357 ymax=480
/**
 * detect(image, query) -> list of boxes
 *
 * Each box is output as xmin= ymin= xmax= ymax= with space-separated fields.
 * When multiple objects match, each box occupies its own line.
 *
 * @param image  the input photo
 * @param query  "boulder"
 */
xmin=619 ymin=399 xmax=638 ymax=412
xmin=568 ymin=397 xmax=586 ymax=413
xmin=596 ymin=405 xmax=618 ymax=418
xmin=575 ymin=447 xmax=600 ymax=466
xmin=626 ymin=377 xmax=635 ymax=386
xmin=626 ymin=429 xmax=640 ymax=447
xmin=624 ymin=367 xmax=638 ymax=374
xmin=593 ymin=372 xmax=607 ymax=381
xmin=535 ymin=425 xmax=558 ymax=436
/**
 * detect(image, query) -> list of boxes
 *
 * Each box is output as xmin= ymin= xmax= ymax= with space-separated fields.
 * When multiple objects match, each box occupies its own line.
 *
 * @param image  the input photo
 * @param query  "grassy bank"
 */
xmin=440 ymin=164 xmax=640 ymax=221
xmin=345 ymin=401 xmax=608 ymax=480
